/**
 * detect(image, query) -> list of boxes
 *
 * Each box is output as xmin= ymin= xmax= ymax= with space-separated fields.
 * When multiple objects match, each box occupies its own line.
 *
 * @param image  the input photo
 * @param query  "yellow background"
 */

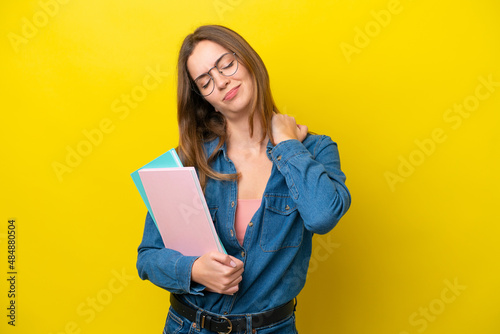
xmin=1 ymin=0 xmax=499 ymax=333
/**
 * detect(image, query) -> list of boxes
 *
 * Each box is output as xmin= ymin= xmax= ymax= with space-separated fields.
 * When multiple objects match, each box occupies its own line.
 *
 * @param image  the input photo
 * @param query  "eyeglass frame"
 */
xmin=191 ymin=52 xmax=239 ymax=97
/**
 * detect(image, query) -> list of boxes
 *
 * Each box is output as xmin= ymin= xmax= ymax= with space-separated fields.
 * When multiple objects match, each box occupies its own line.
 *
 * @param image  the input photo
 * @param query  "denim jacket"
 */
xmin=136 ymin=134 xmax=351 ymax=315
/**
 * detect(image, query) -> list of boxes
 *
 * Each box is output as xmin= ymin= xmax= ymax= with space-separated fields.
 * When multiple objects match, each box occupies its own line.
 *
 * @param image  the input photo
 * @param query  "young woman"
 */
xmin=137 ymin=25 xmax=351 ymax=333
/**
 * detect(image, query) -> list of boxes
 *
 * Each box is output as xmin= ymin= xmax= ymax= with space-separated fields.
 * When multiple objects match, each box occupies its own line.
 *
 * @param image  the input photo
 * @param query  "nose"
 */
xmin=211 ymin=70 xmax=230 ymax=90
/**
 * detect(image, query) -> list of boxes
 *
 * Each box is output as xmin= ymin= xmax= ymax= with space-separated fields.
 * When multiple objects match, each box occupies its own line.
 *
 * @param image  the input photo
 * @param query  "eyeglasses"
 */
xmin=192 ymin=52 xmax=239 ymax=97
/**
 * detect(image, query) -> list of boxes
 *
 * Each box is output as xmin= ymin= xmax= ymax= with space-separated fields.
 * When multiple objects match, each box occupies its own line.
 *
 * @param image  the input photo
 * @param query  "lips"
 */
xmin=223 ymin=85 xmax=240 ymax=101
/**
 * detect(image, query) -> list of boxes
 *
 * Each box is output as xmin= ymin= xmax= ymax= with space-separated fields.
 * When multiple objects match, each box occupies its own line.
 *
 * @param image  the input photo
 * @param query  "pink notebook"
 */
xmin=138 ymin=167 xmax=225 ymax=256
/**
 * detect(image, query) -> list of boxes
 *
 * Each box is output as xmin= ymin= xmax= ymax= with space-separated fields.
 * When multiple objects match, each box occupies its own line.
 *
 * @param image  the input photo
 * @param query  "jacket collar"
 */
xmin=204 ymin=137 xmax=227 ymax=161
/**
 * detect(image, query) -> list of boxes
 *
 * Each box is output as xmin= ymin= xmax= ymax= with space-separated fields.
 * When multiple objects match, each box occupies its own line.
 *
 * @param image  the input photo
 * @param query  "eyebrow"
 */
xmin=193 ymin=53 xmax=228 ymax=82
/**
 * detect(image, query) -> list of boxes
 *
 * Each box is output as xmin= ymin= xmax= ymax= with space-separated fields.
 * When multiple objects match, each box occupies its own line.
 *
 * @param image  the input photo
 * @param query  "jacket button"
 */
xmin=231 ymin=201 xmax=235 ymax=207
xmin=230 ymin=229 xmax=234 ymax=237
xmin=241 ymin=251 xmax=245 ymax=257
xmin=285 ymin=205 xmax=290 ymax=210
xmin=277 ymin=155 xmax=282 ymax=161
xmin=248 ymin=222 xmax=253 ymax=227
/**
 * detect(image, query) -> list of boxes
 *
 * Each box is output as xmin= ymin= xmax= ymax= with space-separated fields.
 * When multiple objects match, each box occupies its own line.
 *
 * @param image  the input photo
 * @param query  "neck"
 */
xmin=226 ymin=113 xmax=267 ymax=150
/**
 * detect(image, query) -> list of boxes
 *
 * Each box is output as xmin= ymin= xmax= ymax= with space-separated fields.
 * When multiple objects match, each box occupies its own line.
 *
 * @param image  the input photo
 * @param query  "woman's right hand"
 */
xmin=191 ymin=251 xmax=244 ymax=295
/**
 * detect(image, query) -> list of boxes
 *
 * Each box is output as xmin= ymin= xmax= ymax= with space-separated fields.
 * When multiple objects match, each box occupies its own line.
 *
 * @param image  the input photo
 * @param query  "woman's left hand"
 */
xmin=271 ymin=114 xmax=308 ymax=145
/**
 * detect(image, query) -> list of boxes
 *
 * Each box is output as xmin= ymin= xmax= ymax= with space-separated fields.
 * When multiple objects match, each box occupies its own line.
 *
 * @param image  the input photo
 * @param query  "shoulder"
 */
xmin=302 ymin=134 xmax=337 ymax=157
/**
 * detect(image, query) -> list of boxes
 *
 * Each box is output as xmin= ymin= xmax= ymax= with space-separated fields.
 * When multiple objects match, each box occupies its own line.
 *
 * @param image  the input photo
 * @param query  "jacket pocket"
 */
xmin=260 ymin=194 xmax=303 ymax=252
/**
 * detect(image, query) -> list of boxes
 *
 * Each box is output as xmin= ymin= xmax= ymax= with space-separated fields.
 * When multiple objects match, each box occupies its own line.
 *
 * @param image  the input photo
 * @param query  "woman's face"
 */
xmin=187 ymin=40 xmax=254 ymax=120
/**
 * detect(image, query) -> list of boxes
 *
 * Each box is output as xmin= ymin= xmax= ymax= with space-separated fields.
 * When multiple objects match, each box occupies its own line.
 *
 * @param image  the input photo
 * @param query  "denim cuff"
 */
xmin=268 ymin=139 xmax=310 ymax=170
xmin=175 ymin=255 xmax=205 ymax=295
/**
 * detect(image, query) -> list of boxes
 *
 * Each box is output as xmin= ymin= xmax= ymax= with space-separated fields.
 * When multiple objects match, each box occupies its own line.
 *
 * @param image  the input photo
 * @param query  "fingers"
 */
xmin=296 ymin=124 xmax=308 ymax=142
xmin=212 ymin=252 xmax=243 ymax=269
xmin=212 ymin=268 xmax=243 ymax=295
xmin=227 ymin=255 xmax=244 ymax=269
xmin=209 ymin=254 xmax=244 ymax=294
xmin=271 ymin=114 xmax=308 ymax=144
xmin=191 ymin=252 xmax=244 ymax=295
xmin=271 ymin=114 xmax=298 ymax=144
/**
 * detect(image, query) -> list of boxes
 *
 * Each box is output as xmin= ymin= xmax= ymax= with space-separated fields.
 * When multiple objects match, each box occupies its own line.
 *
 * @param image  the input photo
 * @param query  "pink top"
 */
xmin=234 ymin=199 xmax=261 ymax=245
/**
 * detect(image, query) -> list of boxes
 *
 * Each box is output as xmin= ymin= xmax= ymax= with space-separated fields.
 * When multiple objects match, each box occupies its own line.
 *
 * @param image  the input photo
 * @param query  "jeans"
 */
xmin=163 ymin=306 xmax=298 ymax=334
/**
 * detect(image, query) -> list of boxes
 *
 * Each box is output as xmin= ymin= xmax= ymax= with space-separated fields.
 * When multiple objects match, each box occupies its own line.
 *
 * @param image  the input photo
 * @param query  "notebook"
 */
xmin=138 ymin=167 xmax=226 ymax=256
xmin=130 ymin=148 xmax=182 ymax=227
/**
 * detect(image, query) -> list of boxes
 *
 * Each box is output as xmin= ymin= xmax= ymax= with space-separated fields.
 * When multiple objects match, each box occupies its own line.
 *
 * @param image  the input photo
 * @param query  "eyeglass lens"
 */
xmin=194 ymin=53 xmax=238 ymax=96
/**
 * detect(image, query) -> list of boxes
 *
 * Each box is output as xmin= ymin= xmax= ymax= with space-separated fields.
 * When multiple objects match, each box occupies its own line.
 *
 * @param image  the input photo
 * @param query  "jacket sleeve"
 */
xmin=268 ymin=135 xmax=351 ymax=234
xmin=136 ymin=212 xmax=206 ymax=295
